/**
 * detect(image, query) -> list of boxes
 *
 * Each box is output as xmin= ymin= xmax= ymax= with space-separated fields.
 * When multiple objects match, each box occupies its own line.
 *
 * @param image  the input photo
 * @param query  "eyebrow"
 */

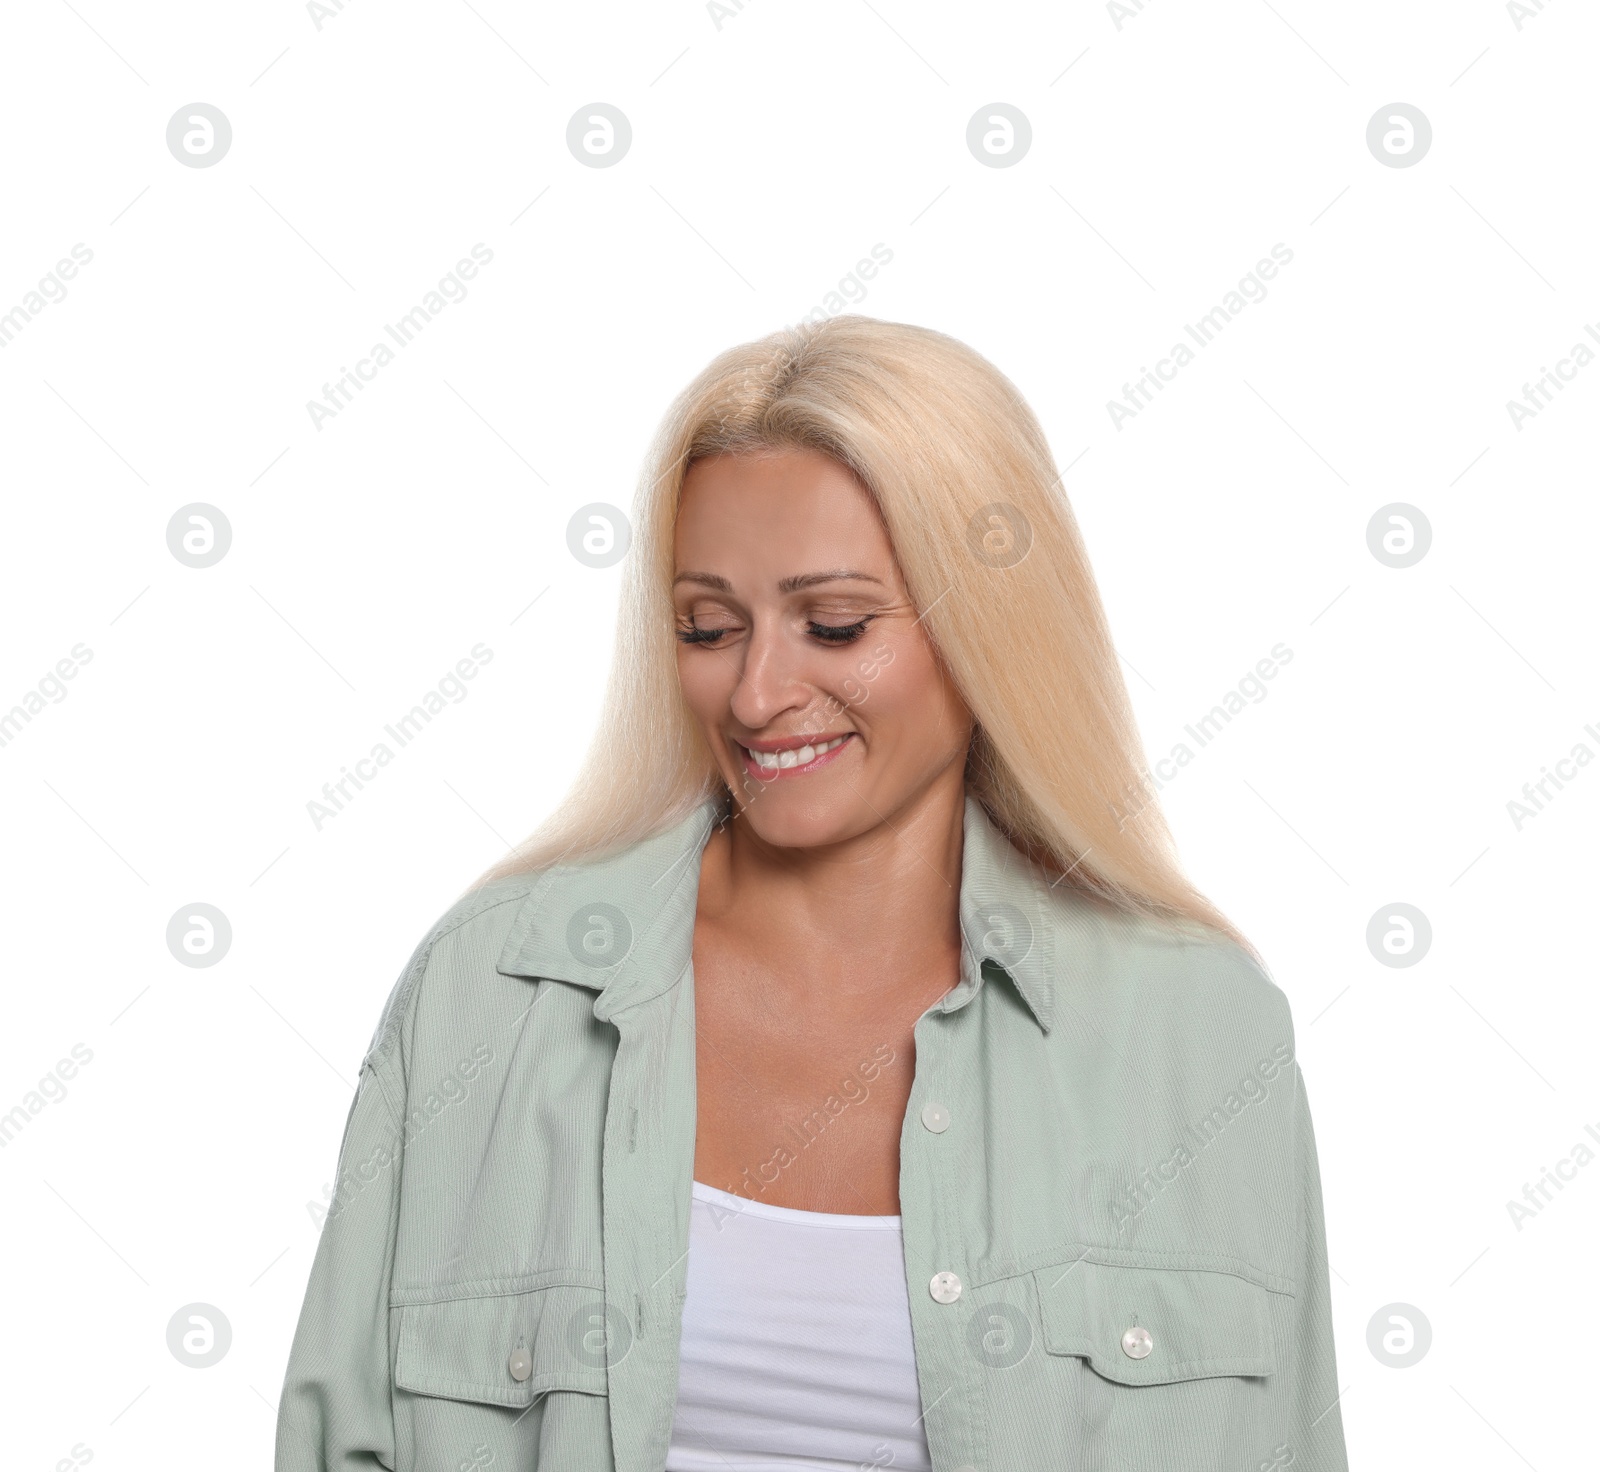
xmin=673 ymin=569 xmax=886 ymax=594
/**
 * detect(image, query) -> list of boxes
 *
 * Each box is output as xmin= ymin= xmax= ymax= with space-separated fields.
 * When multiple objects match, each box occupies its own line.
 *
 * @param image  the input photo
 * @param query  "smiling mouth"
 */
xmin=735 ymin=732 xmax=855 ymax=779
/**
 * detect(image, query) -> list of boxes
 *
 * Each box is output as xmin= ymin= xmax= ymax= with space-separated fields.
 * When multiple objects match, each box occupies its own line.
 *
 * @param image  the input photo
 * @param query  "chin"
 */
xmin=730 ymin=784 xmax=877 ymax=851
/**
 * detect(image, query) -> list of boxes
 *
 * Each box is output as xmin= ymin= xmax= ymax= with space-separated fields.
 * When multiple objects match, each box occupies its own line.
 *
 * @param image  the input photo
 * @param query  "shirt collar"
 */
xmin=495 ymin=792 xmax=1058 ymax=1032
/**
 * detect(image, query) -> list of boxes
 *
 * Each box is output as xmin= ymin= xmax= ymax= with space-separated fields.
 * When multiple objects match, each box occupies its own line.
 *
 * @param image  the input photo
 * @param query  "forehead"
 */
xmin=673 ymin=449 xmax=896 ymax=578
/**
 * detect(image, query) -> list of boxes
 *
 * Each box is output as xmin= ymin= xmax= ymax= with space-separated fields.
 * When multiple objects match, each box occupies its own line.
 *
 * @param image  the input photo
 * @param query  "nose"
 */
xmin=728 ymin=617 xmax=812 ymax=732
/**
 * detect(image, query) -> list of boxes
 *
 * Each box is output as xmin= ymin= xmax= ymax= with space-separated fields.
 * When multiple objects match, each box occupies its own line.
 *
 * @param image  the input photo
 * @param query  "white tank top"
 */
xmin=665 ymin=1180 xmax=934 ymax=1471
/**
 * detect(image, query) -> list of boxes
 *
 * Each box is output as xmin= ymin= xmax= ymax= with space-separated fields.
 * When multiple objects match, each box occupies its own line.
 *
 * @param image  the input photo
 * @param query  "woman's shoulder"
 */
xmin=360 ymin=870 xmax=550 ymax=1076
xmin=362 ymin=807 xmax=721 ymax=1074
xmin=1039 ymin=882 xmax=1296 ymax=1063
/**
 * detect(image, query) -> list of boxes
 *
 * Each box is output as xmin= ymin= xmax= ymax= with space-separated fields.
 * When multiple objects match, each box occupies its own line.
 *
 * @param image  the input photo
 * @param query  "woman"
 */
xmin=276 ymin=316 xmax=1346 ymax=1471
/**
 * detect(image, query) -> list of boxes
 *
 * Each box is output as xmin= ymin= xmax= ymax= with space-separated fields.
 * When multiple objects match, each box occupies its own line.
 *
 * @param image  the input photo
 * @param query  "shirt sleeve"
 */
xmin=274 ymin=1051 xmax=405 ymax=1471
xmin=1285 ymin=1060 xmax=1348 ymax=1471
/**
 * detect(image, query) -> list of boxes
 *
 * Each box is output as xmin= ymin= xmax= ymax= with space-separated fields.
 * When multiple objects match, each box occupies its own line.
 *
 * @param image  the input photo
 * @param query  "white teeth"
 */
xmin=744 ymin=735 xmax=847 ymax=771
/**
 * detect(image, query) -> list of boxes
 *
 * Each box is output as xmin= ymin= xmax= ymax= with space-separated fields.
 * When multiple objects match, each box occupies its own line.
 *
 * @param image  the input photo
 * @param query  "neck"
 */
xmin=695 ymin=768 xmax=968 ymax=1008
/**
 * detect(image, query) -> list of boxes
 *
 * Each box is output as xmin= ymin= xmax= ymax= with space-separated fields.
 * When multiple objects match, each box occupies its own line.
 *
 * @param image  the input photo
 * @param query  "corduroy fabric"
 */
xmin=275 ymin=793 xmax=1347 ymax=1472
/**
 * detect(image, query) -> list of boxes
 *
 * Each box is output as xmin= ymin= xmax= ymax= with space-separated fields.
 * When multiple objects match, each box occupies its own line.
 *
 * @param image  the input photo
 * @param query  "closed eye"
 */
xmin=677 ymin=617 xmax=874 ymax=646
xmin=807 ymin=618 xmax=871 ymax=644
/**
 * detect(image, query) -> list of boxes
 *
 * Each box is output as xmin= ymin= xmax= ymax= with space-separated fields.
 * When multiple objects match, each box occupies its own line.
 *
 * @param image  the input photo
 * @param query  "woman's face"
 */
xmin=672 ymin=447 xmax=974 ymax=850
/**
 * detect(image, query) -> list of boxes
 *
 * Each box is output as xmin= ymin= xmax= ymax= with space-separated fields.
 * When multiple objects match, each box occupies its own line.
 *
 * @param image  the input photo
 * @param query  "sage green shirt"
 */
xmin=275 ymin=794 xmax=1347 ymax=1471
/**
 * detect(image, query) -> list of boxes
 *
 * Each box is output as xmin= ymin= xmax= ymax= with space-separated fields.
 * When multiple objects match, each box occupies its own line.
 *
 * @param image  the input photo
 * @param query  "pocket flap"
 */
xmin=394 ymin=1282 xmax=612 ymax=1406
xmin=1034 ymin=1259 xmax=1276 ymax=1385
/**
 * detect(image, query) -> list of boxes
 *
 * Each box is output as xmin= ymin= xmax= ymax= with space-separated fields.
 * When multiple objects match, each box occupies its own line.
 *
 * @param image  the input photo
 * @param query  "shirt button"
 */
xmin=508 ymin=1347 xmax=533 ymax=1381
xmin=1121 ymin=1326 xmax=1153 ymax=1359
xmin=929 ymin=1271 xmax=963 ymax=1304
xmin=920 ymin=1101 xmax=951 ymax=1133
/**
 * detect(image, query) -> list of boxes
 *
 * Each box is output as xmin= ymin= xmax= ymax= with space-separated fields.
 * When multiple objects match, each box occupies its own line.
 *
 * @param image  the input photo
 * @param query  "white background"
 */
xmin=2 ymin=0 xmax=1595 ymax=1466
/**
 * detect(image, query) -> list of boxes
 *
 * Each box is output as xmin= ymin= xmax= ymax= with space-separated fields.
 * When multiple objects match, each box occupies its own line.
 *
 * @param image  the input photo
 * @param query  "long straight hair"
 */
xmin=470 ymin=315 xmax=1253 ymax=956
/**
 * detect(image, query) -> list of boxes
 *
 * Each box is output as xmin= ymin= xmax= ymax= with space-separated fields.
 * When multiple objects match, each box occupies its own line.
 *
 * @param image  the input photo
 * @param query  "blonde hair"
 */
xmin=471 ymin=315 xmax=1252 ymax=955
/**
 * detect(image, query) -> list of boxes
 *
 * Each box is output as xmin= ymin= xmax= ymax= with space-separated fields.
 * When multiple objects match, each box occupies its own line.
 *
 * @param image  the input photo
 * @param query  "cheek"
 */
xmin=839 ymin=637 xmax=959 ymax=731
xmin=677 ymin=650 xmax=735 ymax=724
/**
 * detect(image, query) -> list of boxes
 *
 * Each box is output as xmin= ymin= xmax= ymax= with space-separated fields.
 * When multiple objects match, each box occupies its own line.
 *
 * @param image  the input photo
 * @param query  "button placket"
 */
xmin=904 ymin=986 xmax=984 ymax=1470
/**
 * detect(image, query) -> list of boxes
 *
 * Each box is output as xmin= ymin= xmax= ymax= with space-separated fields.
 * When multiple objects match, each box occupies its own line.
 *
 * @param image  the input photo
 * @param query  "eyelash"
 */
xmin=676 ymin=618 xmax=873 ymax=647
xmin=808 ymin=618 xmax=871 ymax=644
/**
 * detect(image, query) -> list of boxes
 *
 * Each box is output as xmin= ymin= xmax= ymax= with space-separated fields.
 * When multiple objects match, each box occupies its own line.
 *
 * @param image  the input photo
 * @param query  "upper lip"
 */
xmin=735 ymin=732 xmax=854 ymax=754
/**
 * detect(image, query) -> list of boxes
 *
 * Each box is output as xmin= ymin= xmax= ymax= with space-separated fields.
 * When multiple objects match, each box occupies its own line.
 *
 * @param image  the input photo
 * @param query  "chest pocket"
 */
xmin=393 ymin=1280 xmax=612 ymax=1407
xmin=1033 ymin=1258 xmax=1277 ymax=1385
